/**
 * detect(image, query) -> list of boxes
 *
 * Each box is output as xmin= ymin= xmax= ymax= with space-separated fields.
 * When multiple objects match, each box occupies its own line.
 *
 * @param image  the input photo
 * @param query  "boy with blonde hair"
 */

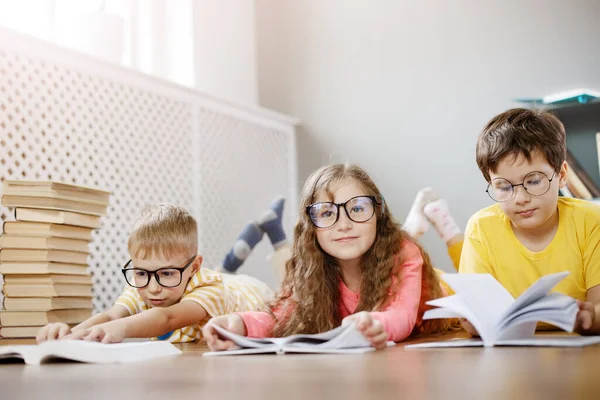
xmin=37 ymin=201 xmax=285 ymax=343
xmin=459 ymin=108 xmax=600 ymax=335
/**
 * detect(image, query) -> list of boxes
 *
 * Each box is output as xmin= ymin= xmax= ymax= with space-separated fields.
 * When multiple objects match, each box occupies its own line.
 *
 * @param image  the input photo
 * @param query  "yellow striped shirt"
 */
xmin=115 ymin=268 xmax=273 ymax=343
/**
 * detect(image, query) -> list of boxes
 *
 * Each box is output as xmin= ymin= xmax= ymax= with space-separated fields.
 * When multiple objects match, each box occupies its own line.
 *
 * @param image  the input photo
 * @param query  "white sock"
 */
xmin=423 ymin=199 xmax=461 ymax=243
xmin=404 ymin=187 xmax=438 ymax=239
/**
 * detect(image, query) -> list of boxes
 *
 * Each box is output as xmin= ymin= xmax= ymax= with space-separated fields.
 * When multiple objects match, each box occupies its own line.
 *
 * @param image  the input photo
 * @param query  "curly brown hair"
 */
xmin=271 ymin=164 xmax=451 ymax=337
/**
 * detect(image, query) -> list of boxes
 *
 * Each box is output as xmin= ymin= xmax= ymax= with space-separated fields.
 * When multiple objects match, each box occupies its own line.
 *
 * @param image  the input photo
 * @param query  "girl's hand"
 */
xmin=202 ymin=314 xmax=247 ymax=351
xmin=342 ymin=311 xmax=388 ymax=350
xmin=36 ymin=323 xmax=71 ymax=343
xmin=67 ymin=322 xmax=126 ymax=343
xmin=575 ymin=300 xmax=596 ymax=333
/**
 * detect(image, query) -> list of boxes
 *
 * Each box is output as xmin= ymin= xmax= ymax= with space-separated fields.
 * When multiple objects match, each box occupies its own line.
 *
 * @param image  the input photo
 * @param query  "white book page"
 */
xmin=406 ymin=336 xmax=600 ymax=348
xmin=405 ymin=338 xmax=485 ymax=349
xmin=288 ymin=324 xmax=370 ymax=350
xmin=210 ymin=325 xmax=278 ymax=348
xmin=498 ymin=302 xmax=578 ymax=336
xmin=9 ymin=341 xmax=182 ymax=364
xmin=494 ymin=321 xmax=537 ymax=341
xmin=496 ymin=336 xmax=600 ymax=347
xmin=424 ymin=294 xmax=490 ymax=342
xmin=498 ymin=293 xmax=575 ymax=331
xmin=203 ymin=346 xmax=281 ymax=357
xmin=442 ymin=274 xmax=515 ymax=333
xmin=499 ymin=272 xmax=569 ymax=323
xmin=279 ymin=324 xmax=351 ymax=346
xmin=0 ymin=345 xmax=35 ymax=361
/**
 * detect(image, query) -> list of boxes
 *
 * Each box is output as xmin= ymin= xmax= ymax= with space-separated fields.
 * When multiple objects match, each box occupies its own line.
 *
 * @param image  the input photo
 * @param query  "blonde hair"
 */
xmin=272 ymin=164 xmax=451 ymax=337
xmin=127 ymin=203 xmax=198 ymax=259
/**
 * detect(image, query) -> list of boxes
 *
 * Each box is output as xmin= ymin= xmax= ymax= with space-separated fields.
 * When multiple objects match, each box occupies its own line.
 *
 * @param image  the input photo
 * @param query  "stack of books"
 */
xmin=0 ymin=181 xmax=110 ymax=344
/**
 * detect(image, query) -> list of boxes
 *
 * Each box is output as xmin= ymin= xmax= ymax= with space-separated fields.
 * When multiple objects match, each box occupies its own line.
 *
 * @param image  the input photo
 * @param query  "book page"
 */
xmin=210 ymin=324 xmax=278 ymax=348
xmin=498 ymin=292 xmax=576 ymax=332
xmin=499 ymin=272 xmax=569 ymax=323
xmin=288 ymin=324 xmax=371 ymax=350
xmin=495 ymin=336 xmax=600 ymax=347
xmin=0 ymin=345 xmax=35 ymax=361
xmin=498 ymin=301 xmax=578 ymax=336
xmin=424 ymin=294 xmax=485 ymax=336
xmin=34 ymin=341 xmax=181 ymax=364
xmin=206 ymin=323 xmax=378 ymax=354
xmin=437 ymin=275 xmax=515 ymax=342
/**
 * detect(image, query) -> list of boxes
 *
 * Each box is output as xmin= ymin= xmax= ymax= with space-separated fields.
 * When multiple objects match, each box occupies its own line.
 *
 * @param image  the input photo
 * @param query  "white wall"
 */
xmin=193 ymin=0 xmax=258 ymax=104
xmin=255 ymin=0 xmax=600 ymax=271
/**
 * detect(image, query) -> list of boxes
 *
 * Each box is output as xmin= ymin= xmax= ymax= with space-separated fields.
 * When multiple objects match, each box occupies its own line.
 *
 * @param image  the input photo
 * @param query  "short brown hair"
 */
xmin=476 ymin=108 xmax=566 ymax=181
xmin=128 ymin=203 xmax=198 ymax=259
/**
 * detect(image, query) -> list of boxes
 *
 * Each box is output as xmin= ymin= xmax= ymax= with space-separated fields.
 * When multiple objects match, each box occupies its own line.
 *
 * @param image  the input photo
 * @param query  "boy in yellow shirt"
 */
xmin=459 ymin=108 xmax=600 ymax=335
xmin=36 ymin=202 xmax=285 ymax=343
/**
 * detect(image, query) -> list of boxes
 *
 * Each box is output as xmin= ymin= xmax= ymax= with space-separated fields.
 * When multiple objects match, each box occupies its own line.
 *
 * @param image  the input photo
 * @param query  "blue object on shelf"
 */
xmin=516 ymin=88 xmax=600 ymax=105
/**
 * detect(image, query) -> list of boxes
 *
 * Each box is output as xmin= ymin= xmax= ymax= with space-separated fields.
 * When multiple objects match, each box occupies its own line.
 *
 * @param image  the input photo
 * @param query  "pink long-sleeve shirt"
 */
xmin=238 ymin=240 xmax=425 ymax=342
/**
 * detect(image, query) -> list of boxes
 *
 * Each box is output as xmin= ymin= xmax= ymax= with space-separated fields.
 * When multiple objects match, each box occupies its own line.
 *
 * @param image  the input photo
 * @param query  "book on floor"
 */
xmin=0 ymin=235 xmax=90 ymax=253
xmin=3 ymin=283 xmax=93 ymax=298
xmin=0 ymin=262 xmax=89 ymax=275
xmin=14 ymin=208 xmax=102 ymax=229
xmin=203 ymin=323 xmax=395 ymax=356
xmin=0 ymin=338 xmax=37 ymax=345
xmin=405 ymin=271 xmax=584 ymax=348
xmin=0 ymin=309 xmax=92 ymax=326
xmin=3 ymin=274 xmax=92 ymax=285
xmin=0 ymin=326 xmax=47 ymax=338
xmin=0 ymin=340 xmax=181 ymax=364
xmin=2 ymin=195 xmax=107 ymax=216
xmin=3 ymin=296 xmax=93 ymax=311
xmin=405 ymin=335 xmax=600 ymax=349
xmin=0 ymin=249 xmax=89 ymax=265
xmin=2 ymin=180 xmax=111 ymax=205
xmin=2 ymin=221 xmax=94 ymax=241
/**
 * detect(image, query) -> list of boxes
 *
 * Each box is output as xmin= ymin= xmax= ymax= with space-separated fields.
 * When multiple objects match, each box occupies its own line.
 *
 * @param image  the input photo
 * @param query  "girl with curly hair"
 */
xmin=203 ymin=164 xmax=452 ymax=350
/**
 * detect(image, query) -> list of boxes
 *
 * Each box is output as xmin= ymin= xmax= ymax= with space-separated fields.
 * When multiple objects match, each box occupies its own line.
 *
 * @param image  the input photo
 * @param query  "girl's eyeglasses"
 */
xmin=306 ymin=195 xmax=382 ymax=228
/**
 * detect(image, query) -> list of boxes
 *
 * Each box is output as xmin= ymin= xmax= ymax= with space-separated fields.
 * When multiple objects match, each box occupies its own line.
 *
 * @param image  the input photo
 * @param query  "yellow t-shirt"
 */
xmin=115 ymin=268 xmax=274 ymax=343
xmin=459 ymin=198 xmax=600 ymax=301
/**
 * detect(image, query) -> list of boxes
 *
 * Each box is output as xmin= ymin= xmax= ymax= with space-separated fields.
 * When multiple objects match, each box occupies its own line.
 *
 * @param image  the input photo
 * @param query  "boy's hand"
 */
xmin=575 ymin=300 xmax=596 ymax=333
xmin=342 ymin=311 xmax=388 ymax=350
xmin=202 ymin=314 xmax=247 ymax=351
xmin=67 ymin=322 xmax=126 ymax=343
xmin=459 ymin=318 xmax=480 ymax=337
xmin=36 ymin=323 xmax=72 ymax=343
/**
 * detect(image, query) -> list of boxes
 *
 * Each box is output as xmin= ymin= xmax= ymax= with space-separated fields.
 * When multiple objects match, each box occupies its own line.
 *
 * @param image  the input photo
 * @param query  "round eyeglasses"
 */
xmin=306 ymin=195 xmax=382 ymax=228
xmin=121 ymin=256 xmax=196 ymax=288
xmin=486 ymin=171 xmax=556 ymax=202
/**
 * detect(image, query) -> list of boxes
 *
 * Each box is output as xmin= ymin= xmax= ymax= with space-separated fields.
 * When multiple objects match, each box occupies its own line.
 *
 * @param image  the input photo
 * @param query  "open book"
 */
xmin=203 ymin=323 xmax=395 ymax=356
xmin=406 ymin=271 xmax=600 ymax=348
xmin=0 ymin=340 xmax=181 ymax=364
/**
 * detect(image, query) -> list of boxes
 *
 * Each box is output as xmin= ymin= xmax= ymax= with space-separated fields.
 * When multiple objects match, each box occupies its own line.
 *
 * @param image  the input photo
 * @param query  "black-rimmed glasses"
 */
xmin=121 ymin=256 xmax=196 ymax=288
xmin=486 ymin=171 xmax=556 ymax=202
xmin=306 ymin=195 xmax=382 ymax=228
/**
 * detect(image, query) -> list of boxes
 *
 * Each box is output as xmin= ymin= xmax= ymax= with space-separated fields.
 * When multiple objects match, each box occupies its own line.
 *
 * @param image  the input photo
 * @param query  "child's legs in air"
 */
xmin=403 ymin=188 xmax=464 ymax=272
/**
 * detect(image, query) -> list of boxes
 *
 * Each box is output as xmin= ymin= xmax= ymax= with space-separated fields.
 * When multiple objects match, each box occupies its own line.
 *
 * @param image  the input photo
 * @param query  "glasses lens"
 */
xmin=345 ymin=196 xmax=375 ymax=222
xmin=155 ymin=269 xmax=182 ymax=287
xmin=308 ymin=202 xmax=338 ymax=228
xmin=488 ymin=178 xmax=513 ymax=202
xmin=523 ymin=171 xmax=551 ymax=196
xmin=124 ymin=269 xmax=149 ymax=288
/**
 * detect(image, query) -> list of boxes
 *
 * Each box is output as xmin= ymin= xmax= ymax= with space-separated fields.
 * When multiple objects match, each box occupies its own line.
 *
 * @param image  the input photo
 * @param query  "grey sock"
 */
xmin=221 ymin=221 xmax=264 ymax=273
xmin=258 ymin=196 xmax=286 ymax=249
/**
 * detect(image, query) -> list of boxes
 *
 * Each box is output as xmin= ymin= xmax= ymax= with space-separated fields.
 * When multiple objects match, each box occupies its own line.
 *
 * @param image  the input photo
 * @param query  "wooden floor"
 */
xmin=2 ymin=332 xmax=600 ymax=399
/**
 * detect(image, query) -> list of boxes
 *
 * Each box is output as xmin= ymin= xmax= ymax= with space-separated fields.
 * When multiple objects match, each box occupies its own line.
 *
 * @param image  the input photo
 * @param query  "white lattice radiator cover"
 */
xmin=0 ymin=28 xmax=298 ymax=312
